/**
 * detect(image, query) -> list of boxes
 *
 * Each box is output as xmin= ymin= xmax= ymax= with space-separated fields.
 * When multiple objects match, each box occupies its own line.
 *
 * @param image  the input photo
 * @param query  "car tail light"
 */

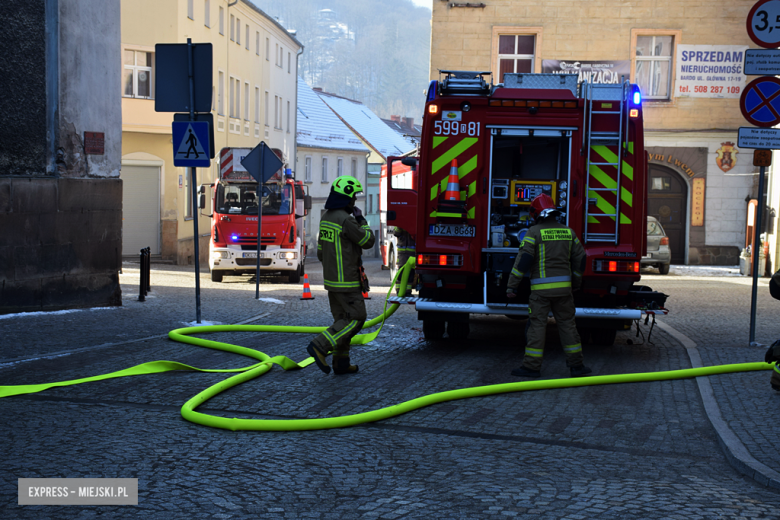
xmin=417 ymin=253 xmax=463 ymax=267
xmin=593 ymin=260 xmax=641 ymax=273
xmin=660 ymin=237 xmax=669 ymax=246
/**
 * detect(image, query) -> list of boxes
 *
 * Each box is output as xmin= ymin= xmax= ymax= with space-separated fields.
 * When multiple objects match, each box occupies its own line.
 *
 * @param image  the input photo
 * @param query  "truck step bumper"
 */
xmin=391 ymin=297 xmax=643 ymax=320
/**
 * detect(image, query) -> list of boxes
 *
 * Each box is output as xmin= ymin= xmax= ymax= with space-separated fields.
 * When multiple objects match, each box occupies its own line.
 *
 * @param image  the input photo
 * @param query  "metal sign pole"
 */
xmin=187 ymin=38 xmax=202 ymax=324
xmin=255 ymin=144 xmax=267 ymax=299
xmin=749 ymin=164 xmax=766 ymax=346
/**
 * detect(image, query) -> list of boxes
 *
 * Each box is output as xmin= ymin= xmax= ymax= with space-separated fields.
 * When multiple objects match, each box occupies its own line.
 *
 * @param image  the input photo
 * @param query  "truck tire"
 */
xmin=447 ymin=320 xmax=470 ymax=339
xmin=590 ymin=327 xmax=617 ymax=346
xmin=211 ymin=270 xmax=223 ymax=282
xmin=423 ymin=319 xmax=445 ymax=341
xmin=288 ymin=264 xmax=302 ymax=284
xmin=658 ymin=263 xmax=670 ymax=275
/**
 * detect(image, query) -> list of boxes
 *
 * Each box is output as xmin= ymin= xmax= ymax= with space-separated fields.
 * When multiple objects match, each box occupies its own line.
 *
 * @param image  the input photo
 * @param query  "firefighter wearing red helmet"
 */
xmin=506 ymin=193 xmax=592 ymax=378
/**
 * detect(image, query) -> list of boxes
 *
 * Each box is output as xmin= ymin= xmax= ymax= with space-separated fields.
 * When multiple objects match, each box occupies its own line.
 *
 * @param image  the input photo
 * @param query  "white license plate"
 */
xmin=243 ymin=252 xmax=262 ymax=258
xmin=429 ymin=224 xmax=475 ymax=237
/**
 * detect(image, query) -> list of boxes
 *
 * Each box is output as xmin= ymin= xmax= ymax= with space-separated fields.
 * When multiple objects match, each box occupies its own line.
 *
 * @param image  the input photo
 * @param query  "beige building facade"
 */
xmin=121 ymin=0 xmax=302 ymax=264
xmin=431 ymin=0 xmax=778 ymax=270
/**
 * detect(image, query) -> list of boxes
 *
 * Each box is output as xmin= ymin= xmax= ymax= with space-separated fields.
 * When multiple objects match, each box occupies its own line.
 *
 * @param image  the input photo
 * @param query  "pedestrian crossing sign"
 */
xmin=172 ymin=121 xmax=211 ymax=167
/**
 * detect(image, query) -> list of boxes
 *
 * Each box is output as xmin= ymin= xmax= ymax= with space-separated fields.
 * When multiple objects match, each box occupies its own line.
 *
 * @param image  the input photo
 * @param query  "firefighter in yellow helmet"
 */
xmin=767 ymin=269 xmax=780 ymax=391
xmin=506 ymin=193 xmax=592 ymax=378
xmin=307 ymin=176 xmax=375 ymax=375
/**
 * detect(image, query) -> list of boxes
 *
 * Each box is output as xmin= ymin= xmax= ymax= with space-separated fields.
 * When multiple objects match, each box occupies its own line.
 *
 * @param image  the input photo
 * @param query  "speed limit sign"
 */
xmin=748 ymin=0 xmax=780 ymax=48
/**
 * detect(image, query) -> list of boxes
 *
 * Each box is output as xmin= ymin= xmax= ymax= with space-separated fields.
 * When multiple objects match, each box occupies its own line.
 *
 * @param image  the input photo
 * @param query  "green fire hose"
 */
xmin=0 ymin=258 xmax=773 ymax=432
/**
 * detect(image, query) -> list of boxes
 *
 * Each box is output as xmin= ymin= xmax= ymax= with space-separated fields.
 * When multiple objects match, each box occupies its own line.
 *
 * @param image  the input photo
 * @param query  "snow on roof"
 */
xmin=316 ymin=92 xmax=416 ymax=160
xmin=297 ymin=78 xmax=369 ymax=153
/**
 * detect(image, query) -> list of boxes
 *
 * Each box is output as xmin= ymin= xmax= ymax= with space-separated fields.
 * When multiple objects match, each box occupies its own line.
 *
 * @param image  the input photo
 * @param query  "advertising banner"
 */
xmin=675 ymin=45 xmax=748 ymax=98
xmin=542 ymin=60 xmax=630 ymax=85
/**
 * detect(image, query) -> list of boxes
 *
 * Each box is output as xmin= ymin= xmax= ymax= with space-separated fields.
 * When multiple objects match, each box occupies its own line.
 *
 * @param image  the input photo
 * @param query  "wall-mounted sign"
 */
xmin=691 ymin=178 xmax=705 ymax=227
xmin=715 ymin=142 xmax=738 ymax=172
xmin=675 ymin=45 xmax=748 ymax=98
xmin=84 ymin=132 xmax=104 ymax=155
xmin=541 ymin=60 xmax=630 ymax=85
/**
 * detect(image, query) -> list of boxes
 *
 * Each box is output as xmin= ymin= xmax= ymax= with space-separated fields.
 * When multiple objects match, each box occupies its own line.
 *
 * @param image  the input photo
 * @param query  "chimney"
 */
xmin=390 ymin=115 xmax=400 ymax=122
xmin=406 ymin=117 xmax=414 ymax=128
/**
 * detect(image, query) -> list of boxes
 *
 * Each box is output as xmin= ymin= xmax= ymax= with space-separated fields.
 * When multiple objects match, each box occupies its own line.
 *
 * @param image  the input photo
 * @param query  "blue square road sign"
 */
xmin=172 ymin=121 xmax=211 ymax=167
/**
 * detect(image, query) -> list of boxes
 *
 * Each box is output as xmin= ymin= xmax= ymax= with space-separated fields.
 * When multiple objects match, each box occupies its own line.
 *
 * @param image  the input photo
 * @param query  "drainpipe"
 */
xmin=45 ymin=0 xmax=59 ymax=177
xmin=295 ymin=45 xmax=303 ymax=177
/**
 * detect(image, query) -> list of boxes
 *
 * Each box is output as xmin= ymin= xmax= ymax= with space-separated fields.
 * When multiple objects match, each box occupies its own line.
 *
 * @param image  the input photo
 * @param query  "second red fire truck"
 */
xmin=204 ymin=147 xmax=311 ymax=283
xmin=384 ymin=71 xmax=667 ymax=344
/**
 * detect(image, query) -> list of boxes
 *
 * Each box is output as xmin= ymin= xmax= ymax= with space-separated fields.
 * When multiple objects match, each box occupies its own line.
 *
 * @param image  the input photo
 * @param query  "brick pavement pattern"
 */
xmin=1 ymin=260 xmax=779 ymax=518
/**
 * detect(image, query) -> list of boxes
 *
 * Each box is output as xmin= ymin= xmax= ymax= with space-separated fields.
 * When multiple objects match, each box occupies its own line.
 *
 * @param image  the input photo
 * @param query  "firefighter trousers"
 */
xmin=523 ymin=292 xmax=584 ymax=371
xmin=312 ymin=291 xmax=367 ymax=358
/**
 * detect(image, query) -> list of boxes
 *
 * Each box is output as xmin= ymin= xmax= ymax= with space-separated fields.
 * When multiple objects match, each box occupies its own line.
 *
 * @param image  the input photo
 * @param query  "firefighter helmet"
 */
xmin=332 ymin=176 xmax=364 ymax=197
xmin=529 ymin=193 xmax=559 ymax=222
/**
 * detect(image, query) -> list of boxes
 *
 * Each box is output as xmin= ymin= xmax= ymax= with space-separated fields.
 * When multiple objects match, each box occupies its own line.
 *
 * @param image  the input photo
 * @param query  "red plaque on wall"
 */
xmin=84 ymin=132 xmax=105 ymax=155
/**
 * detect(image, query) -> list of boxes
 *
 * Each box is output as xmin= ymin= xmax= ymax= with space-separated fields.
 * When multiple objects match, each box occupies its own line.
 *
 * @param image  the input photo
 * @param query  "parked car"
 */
xmin=642 ymin=216 xmax=671 ymax=275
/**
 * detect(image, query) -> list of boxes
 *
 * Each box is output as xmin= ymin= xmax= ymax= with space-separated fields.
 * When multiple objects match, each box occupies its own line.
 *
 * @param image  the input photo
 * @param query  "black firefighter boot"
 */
xmin=332 ymin=356 xmax=359 ymax=375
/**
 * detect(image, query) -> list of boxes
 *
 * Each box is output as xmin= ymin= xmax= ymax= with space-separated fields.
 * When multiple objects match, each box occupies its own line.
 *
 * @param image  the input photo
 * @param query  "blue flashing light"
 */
xmin=632 ymin=90 xmax=641 ymax=105
xmin=231 ymin=235 xmax=239 ymax=242
xmin=426 ymin=80 xmax=438 ymax=102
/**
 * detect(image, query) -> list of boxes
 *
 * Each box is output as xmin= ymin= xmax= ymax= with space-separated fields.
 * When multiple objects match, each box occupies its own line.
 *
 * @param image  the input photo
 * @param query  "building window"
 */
xmin=264 ymin=91 xmax=269 ymax=126
xmin=236 ymin=18 xmax=241 ymax=45
xmin=230 ymin=14 xmax=234 ymax=41
xmin=274 ymin=96 xmax=279 ymax=129
xmin=123 ymin=50 xmax=154 ymax=99
xmin=279 ymin=46 xmax=284 ymax=67
xmin=275 ymin=43 xmax=279 ymax=65
xmin=219 ymin=6 xmax=224 ymax=34
xmin=256 ymin=31 xmax=260 ymax=55
xmin=288 ymin=52 xmax=291 ymax=73
xmin=497 ymin=35 xmax=535 ymax=82
xmin=305 ymin=156 xmax=312 ymax=182
xmin=286 ymin=100 xmax=290 ymax=132
xmin=218 ymin=71 xmax=224 ymax=115
xmin=245 ymin=25 xmax=249 ymax=50
xmin=368 ymin=194 xmax=373 ymax=214
xmin=254 ymin=87 xmax=260 ymax=123
xmin=204 ymin=0 xmax=210 ymax=27
xmin=187 ymin=0 xmax=193 ymax=20
xmin=236 ymin=79 xmax=240 ymax=119
xmin=266 ymin=38 xmax=270 ymax=60
xmin=322 ymin=157 xmax=328 ymax=182
xmin=337 ymin=157 xmax=343 ymax=177
xmin=351 ymin=158 xmax=357 ymax=178
xmin=244 ymin=82 xmax=249 ymax=120
xmin=635 ymin=35 xmax=674 ymax=100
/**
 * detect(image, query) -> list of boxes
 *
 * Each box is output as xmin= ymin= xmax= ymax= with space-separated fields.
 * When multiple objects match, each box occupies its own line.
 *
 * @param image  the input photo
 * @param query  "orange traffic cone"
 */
xmin=300 ymin=273 xmax=315 ymax=300
xmin=443 ymin=159 xmax=461 ymax=201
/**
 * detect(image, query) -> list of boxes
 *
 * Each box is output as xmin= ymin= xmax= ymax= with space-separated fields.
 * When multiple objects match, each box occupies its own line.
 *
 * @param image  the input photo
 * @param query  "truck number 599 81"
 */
xmin=434 ymin=121 xmax=480 ymax=137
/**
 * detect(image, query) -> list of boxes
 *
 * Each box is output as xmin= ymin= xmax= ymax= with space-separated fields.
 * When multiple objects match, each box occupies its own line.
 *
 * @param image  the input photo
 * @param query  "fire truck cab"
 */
xmin=386 ymin=71 xmax=667 ymax=343
xmin=205 ymin=147 xmax=311 ymax=283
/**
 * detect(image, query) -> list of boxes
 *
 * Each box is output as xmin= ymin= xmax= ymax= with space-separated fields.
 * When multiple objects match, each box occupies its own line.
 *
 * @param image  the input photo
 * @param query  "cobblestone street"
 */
xmin=2 ymin=259 xmax=780 ymax=518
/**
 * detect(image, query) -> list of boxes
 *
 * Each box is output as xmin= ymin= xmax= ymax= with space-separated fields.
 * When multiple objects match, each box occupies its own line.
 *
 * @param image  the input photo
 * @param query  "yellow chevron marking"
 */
xmin=431 ymin=138 xmax=479 ymax=175
xmin=433 ymin=136 xmax=448 ymax=149
xmin=621 ymin=186 xmax=633 ymax=207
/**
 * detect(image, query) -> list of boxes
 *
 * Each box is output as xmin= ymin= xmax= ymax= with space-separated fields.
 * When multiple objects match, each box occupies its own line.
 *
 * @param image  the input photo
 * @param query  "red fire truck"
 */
xmin=385 ymin=71 xmax=667 ymax=344
xmin=205 ymin=147 xmax=311 ymax=283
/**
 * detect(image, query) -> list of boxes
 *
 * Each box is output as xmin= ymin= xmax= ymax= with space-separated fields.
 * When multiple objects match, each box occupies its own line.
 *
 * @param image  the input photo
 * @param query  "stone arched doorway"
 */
xmin=647 ymin=164 xmax=687 ymax=264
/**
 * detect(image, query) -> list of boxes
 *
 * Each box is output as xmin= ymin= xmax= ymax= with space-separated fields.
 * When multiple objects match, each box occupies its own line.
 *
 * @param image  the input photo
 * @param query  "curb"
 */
xmin=657 ymin=320 xmax=780 ymax=490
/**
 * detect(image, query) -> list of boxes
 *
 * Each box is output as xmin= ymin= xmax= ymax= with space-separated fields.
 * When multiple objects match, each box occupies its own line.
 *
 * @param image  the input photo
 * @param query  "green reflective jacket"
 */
xmin=317 ymin=209 xmax=375 ymax=292
xmin=507 ymin=219 xmax=586 ymax=297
